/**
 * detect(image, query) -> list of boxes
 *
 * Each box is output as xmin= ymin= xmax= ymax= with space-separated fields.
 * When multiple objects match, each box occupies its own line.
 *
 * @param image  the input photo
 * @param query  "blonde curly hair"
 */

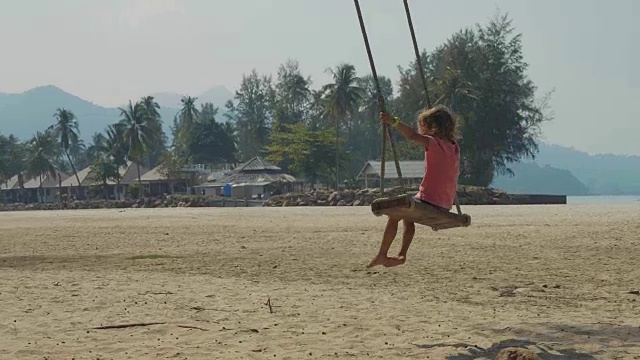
xmin=417 ymin=104 xmax=459 ymax=143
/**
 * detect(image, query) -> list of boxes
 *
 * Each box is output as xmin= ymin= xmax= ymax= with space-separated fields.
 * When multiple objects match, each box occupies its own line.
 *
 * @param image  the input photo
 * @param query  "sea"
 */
xmin=566 ymin=195 xmax=640 ymax=205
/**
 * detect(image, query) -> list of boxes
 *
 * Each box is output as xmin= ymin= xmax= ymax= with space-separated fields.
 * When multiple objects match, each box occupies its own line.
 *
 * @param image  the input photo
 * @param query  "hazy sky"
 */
xmin=0 ymin=0 xmax=638 ymax=155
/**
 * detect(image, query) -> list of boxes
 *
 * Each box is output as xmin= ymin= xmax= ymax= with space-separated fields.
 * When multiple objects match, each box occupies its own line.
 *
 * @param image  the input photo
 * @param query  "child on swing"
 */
xmin=367 ymin=105 xmax=461 ymax=268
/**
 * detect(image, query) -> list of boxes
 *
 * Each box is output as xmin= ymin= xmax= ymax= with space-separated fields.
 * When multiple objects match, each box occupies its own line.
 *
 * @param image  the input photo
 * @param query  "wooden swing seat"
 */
xmin=371 ymin=194 xmax=471 ymax=231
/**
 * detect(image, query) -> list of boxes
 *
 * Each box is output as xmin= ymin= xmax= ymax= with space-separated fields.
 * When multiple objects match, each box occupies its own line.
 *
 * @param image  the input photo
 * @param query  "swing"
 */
xmin=353 ymin=0 xmax=472 ymax=231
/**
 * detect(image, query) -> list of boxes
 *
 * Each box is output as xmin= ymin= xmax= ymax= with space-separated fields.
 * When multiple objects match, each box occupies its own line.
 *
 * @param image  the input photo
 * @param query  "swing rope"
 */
xmin=402 ymin=0 xmax=463 ymax=215
xmin=353 ymin=0 xmax=403 ymax=195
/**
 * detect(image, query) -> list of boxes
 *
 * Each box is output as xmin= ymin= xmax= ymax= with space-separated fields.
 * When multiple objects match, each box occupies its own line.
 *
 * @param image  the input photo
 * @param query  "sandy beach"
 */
xmin=1 ymin=204 xmax=640 ymax=359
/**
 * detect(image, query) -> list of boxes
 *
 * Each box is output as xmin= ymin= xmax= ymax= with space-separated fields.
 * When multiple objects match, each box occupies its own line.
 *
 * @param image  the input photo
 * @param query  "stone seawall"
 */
xmin=262 ymin=185 xmax=566 ymax=207
xmin=0 ymin=195 xmax=261 ymax=211
xmin=0 ymin=186 xmax=566 ymax=211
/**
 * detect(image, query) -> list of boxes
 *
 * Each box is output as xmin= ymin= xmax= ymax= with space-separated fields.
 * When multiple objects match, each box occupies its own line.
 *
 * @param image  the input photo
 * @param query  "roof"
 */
xmin=1 ymin=174 xmax=20 ymax=191
xmin=357 ymin=160 xmax=425 ymax=179
xmin=120 ymin=162 xmax=150 ymax=184
xmin=57 ymin=161 xmax=149 ymax=186
xmin=190 ymin=157 xmax=298 ymax=187
xmin=236 ymin=157 xmax=281 ymax=172
xmin=206 ymin=170 xmax=231 ymax=182
xmin=21 ymin=170 xmax=70 ymax=189
xmin=206 ymin=172 xmax=299 ymax=186
xmin=60 ymin=166 xmax=94 ymax=187
xmin=139 ymin=166 xmax=165 ymax=182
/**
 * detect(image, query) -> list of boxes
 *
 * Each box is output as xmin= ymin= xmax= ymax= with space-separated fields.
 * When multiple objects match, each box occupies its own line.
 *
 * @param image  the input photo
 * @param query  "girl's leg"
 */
xmin=386 ymin=220 xmax=416 ymax=267
xmin=367 ymin=216 xmax=400 ymax=268
xmin=397 ymin=220 xmax=416 ymax=260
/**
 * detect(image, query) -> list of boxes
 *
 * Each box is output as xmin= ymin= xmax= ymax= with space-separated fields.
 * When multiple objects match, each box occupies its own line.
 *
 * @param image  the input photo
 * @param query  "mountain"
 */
xmin=0 ymin=85 xmax=125 ymax=141
xmin=532 ymin=143 xmax=640 ymax=195
xmin=491 ymin=162 xmax=590 ymax=196
xmin=492 ymin=143 xmax=640 ymax=195
xmin=0 ymin=85 xmax=234 ymax=144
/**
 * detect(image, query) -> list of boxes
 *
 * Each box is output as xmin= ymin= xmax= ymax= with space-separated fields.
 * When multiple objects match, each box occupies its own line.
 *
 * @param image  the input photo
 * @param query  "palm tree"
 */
xmin=84 ymin=132 xmax=106 ymax=166
xmin=0 ymin=134 xmax=10 ymax=183
xmin=140 ymin=95 xmax=166 ymax=166
xmin=433 ymin=66 xmax=478 ymax=108
xmin=179 ymin=95 xmax=200 ymax=129
xmin=90 ymin=156 xmax=121 ymax=199
xmin=141 ymin=96 xmax=161 ymax=120
xmin=118 ymin=100 xmax=158 ymax=187
xmin=1 ymin=135 xmax=27 ymax=202
xmin=49 ymin=108 xmax=82 ymax=187
xmin=170 ymin=95 xmax=199 ymax=162
xmin=320 ymin=63 xmax=366 ymax=189
xmin=92 ymin=124 xmax=129 ymax=200
xmin=25 ymin=131 xmax=60 ymax=202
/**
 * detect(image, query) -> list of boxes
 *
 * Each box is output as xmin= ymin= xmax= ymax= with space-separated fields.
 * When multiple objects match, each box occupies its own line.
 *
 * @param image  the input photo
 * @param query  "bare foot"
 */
xmin=366 ymin=255 xmax=389 ymax=268
xmin=386 ymin=255 xmax=406 ymax=267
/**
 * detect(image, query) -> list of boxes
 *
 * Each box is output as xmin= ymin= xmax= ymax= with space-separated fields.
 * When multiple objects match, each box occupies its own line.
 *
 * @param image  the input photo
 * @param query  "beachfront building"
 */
xmin=1 ymin=158 xmax=298 ymax=203
xmin=192 ymin=156 xmax=302 ymax=199
xmin=56 ymin=161 xmax=151 ymax=200
xmin=356 ymin=160 xmax=426 ymax=188
xmin=1 ymin=170 xmax=71 ymax=203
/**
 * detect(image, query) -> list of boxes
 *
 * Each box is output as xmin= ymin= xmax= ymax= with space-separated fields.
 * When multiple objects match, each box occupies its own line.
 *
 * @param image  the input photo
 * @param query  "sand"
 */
xmin=1 ymin=204 xmax=640 ymax=359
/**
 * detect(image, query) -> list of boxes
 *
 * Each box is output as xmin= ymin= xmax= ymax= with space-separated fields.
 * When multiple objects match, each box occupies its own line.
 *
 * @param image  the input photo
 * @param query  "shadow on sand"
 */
xmin=413 ymin=321 xmax=640 ymax=359
xmin=415 ymin=338 xmax=596 ymax=359
xmin=416 ymin=323 xmax=640 ymax=360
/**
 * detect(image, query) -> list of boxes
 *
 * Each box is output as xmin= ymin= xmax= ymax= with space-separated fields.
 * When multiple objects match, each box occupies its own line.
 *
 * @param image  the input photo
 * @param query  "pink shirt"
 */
xmin=415 ymin=137 xmax=460 ymax=210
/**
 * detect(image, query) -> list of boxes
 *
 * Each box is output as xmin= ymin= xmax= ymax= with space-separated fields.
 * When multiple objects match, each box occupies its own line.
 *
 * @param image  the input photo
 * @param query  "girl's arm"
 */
xmin=389 ymin=116 xmax=431 ymax=149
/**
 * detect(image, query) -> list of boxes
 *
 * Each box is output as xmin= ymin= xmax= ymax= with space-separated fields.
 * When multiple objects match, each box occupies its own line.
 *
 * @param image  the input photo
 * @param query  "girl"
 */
xmin=367 ymin=105 xmax=461 ymax=268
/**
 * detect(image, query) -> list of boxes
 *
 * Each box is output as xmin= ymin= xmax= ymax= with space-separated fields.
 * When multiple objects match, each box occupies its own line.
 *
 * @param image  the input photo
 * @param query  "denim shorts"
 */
xmin=413 ymin=196 xmax=447 ymax=211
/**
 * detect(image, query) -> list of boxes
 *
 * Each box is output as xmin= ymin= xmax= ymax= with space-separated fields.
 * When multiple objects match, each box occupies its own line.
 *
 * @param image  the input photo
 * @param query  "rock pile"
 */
xmin=0 ymin=186 xmax=555 ymax=211
xmin=262 ymin=185 xmax=520 ymax=207
xmin=0 ymin=194 xmax=260 ymax=212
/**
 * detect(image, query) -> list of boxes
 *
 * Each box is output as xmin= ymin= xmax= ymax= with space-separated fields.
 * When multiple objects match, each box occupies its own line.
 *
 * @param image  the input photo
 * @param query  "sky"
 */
xmin=0 ymin=0 xmax=638 ymax=155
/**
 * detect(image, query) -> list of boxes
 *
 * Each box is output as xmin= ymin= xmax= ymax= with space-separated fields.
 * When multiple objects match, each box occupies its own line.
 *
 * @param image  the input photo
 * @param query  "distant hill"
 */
xmin=0 ymin=85 xmax=234 ymax=143
xmin=533 ymin=143 xmax=640 ymax=195
xmin=491 ymin=143 xmax=640 ymax=196
xmin=491 ymin=161 xmax=590 ymax=196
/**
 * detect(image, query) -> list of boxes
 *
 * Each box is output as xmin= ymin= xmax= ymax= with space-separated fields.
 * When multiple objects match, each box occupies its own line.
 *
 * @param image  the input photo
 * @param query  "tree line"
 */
xmin=0 ymin=13 xmax=552 ymax=195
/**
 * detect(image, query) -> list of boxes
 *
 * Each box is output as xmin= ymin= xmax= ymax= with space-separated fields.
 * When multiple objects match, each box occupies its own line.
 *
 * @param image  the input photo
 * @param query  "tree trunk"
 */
xmin=1 ymin=181 xmax=6 ymax=206
xmin=136 ymin=162 xmax=143 ymax=197
xmin=18 ymin=173 xmax=26 ymax=204
xmin=58 ymin=173 xmax=62 ymax=203
xmin=335 ymin=117 xmax=339 ymax=191
xmin=39 ymin=174 xmax=43 ymax=203
xmin=66 ymin=149 xmax=82 ymax=199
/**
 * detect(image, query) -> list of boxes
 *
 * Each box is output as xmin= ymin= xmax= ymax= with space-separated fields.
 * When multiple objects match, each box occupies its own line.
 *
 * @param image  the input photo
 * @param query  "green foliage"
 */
xmin=394 ymin=11 xmax=552 ymax=186
xmin=266 ymin=123 xmax=346 ymax=186
xmin=158 ymin=151 xmax=186 ymax=181
xmin=24 ymin=130 xmax=60 ymax=183
xmin=1 ymin=10 xmax=552 ymax=193
xmin=86 ymin=185 xmax=104 ymax=200
xmin=140 ymin=96 xmax=167 ymax=168
xmin=272 ymin=59 xmax=312 ymax=130
xmin=0 ymin=133 xmax=26 ymax=182
xmin=118 ymin=100 xmax=160 ymax=167
xmin=90 ymin=156 xmax=121 ymax=199
xmin=171 ymin=95 xmax=200 ymax=161
xmin=49 ymin=108 xmax=82 ymax=186
xmin=90 ymin=157 xmax=121 ymax=185
xmin=127 ymin=183 xmax=145 ymax=199
xmin=225 ymin=69 xmax=274 ymax=161
xmin=186 ymin=115 xmax=237 ymax=165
